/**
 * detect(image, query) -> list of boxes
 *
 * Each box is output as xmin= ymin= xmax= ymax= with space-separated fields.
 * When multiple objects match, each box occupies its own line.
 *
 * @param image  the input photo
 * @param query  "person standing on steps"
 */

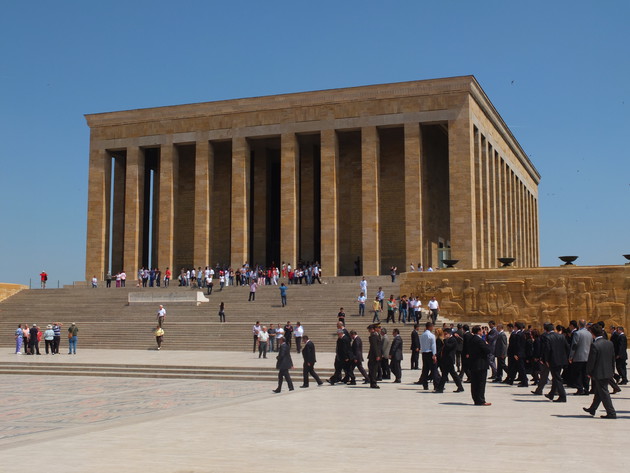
xmin=249 ymin=280 xmax=257 ymax=301
xmin=252 ymin=321 xmax=261 ymax=353
xmin=258 ymin=326 xmax=269 ymax=359
xmin=218 ymin=302 xmax=225 ymax=322
xmin=273 ymin=337 xmax=294 ymax=393
xmin=29 ymin=324 xmax=40 ymax=355
xmin=157 ymin=305 xmax=166 ymax=328
xmin=372 ymin=296 xmax=381 ymax=323
xmin=279 ymin=283 xmax=287 ymax=307
xmin=357 ymin=292 xmax=366 ymax=317
xmin=39 ymin=271 xmax=48 ymax=289
xmin=154 ymin=325 xmax=164 ymax=350
xmin=68 ymin=323 xmax=78 ymax=355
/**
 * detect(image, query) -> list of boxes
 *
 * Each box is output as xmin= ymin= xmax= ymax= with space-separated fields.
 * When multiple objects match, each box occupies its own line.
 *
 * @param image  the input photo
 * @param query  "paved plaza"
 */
xmin=0 ymin=349 xmax=629 ymax=472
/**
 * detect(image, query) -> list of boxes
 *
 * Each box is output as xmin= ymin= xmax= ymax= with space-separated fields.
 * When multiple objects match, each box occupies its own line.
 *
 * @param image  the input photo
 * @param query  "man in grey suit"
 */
xmin=389 ymin=328 xmax=403 ymax=383
xmin=493 ymin=324 xmax=508 ymax=383
xmin=569 ymin=319 xmax=591 ymax=395
xmin=273 ymin=337 xmax=294 ymax=393
xmin=583 ymin=324 xmax=617 ymax=419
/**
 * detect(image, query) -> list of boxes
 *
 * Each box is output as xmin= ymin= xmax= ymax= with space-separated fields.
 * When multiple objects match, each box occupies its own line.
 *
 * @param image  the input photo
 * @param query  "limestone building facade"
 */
xmin=84 ymin=76 xmax=540 ymax=279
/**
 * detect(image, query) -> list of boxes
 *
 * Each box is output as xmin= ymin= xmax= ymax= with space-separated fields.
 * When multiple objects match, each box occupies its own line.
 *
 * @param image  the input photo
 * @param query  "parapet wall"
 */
xmin=400 ymin=265 xmax=630 ymax=329
xmin=0 ymin=283 xmax=28 ymax=303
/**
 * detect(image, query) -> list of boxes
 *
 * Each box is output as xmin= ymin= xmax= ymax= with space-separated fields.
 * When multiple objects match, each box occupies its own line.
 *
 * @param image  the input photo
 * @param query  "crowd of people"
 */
xmin=14 ymin=322 xmax=79 ymax=355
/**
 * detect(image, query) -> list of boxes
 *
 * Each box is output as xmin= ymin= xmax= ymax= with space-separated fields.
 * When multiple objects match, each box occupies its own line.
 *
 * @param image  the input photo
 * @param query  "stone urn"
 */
xmin=498 ymin=257 xmax=515 ymax=267
xmin=559 ymin=256 xmax=578 ymax=265
xmin=441 ymin=259 xmax=459 ymax=269
xmin=623 ymin=254 xmax=630 ymax=265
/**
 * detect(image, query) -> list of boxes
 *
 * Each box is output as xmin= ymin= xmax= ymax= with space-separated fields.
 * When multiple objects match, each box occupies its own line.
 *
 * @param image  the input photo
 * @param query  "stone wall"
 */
xmin=400 ymin=265 xmax=630 ymax=329
xmin=0 ymin=283 xmax=28 ymax=302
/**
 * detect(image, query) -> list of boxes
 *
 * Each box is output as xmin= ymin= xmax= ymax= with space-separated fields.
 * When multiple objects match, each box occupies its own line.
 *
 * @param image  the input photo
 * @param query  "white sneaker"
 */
xmin=16 ymin=352 xmax=21 ymax=355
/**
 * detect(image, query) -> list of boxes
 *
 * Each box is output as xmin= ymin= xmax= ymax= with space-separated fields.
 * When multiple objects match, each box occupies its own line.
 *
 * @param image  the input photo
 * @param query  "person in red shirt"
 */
xmin=39 ymin=271 xmax=48 ymax=289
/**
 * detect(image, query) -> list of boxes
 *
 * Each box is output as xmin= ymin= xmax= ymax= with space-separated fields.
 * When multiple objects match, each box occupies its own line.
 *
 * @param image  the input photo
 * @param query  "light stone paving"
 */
xmin=0 ymin=349 xmax=628 ymax=472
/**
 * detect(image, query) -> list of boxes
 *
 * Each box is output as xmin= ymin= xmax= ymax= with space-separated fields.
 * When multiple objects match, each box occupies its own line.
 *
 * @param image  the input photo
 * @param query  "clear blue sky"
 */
xmin=1 ymin=1 xmax=628 ymax=286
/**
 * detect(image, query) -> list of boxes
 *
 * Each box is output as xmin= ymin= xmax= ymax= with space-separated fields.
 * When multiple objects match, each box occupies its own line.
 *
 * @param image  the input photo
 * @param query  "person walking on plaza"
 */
xmin=416 ymin=322 xmax=438 ymax=390
xmin=349 ymin=330 xmax=370 ymax=384
xmin=68 ymin=323 xmax=78 ymax=354
xmin=583 ymin=323 xmax=617 ymax=418
xmin=569 ymin=319 xmax=592 ymax=395
xmin=389 ymin=328 xmax=403 ymax=383
xmin=156 ymin=305 xmax=166 ymax=328
xmin=614 ymin=326 xmax=627 ymax=385
xmin=154 ymin=325 xmax=164 ymax=350
xmin=468 ymin=325 xmax=491 ymax=406
xmin=300 ymin=335 xmax=323 ymax=388
xmin=435 ymin=328 xmax=464 ymax=393
xmin=218 ymin=302 xmax=226 ymax=323
xmin=542 ymin=322 xmax=569 ymax=402
xmin=367 ymin=324 xmax=382 ymax=389
xmin=279 ymin=283 xmax=287 ymax=307
xmin=273 ymin=337 xmax=294 ymax=393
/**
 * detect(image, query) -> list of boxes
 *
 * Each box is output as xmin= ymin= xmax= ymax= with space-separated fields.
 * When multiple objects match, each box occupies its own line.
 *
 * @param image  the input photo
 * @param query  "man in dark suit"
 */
xmin=273 ymin=337 xmax=294 ymax=393
xmin=367 ymin=324 xmax=382 ymax=389
xmin=583 ymin=323 xmax=616 ymax=418
xmin=350 ymin=330 xmax=369 ymax=384
xmin=435 ymin=329 xmax=464 ymax=393
xmin=493 ymin=324 xmax=508 ymax=383
xmin=532 ymin=324 xmax=552 ymax=395
xmin=410 ymin=324 xmax=420 ymax=370
xmin=615 ymin=326 xmax=628 ymax=385
xmin=486 ymin=321 xmax=498 ymax=380
xmin=543 ymin=323 xmax=569 ymax=402
xmin=389 ymin=328 xmax=403 ymax=383
xmin=328 ymin=330 xmax=354 ymax=385
xmin=505 ymin=322 xmax=528 ymax=386
xmin=300 ymin=335 xmax=323 ymax=388
xmin=467 ymin=325 xmax=491 ymax=406
xmin=460 ymin=324 xmax=473 ymax=382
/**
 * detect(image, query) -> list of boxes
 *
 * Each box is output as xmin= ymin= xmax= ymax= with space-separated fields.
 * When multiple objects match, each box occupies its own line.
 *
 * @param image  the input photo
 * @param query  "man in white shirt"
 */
xmin=360 ymin=277 xmax=368 ymax=295
xmin=294 ymin=322 xmax=304 ymax=354
xmin=252 ymin=321 xmax=261 ymax=353
xmin=258 ymin=326 xmax=269 ymax=359
xmin=428 ymin=297 xmax=439 ymax=324
xmin=157 ymin=305 xmax=166 ymax=328
xmin=357 ymin=292 xmax=367 ymax=317
xmin=415 ymin=322 xmax=438 ymax=390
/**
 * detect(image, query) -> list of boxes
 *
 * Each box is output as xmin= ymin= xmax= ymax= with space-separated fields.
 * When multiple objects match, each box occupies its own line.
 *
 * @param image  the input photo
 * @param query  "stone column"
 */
xmin=157 ymin=142 xmax=176 ymax=273
xmin=281 ymin=133 xmax=299 ymax=270
xmin=231 ymin=136 xmax=250 ymax=267
xmin=361 ymin=126 xmax=380 ymax=276
xmin=123 ymin=146 xmax=144 ymax=275
xmin=85 ymin=147 xmax=108 ymax=280
xmin=448 ymin=104 xmax=476 ymax=268
xmin=320 ymin=129 xmax=339 ymax=276
xmin=193 ymin=140 xmax=212 ymax=268
xmin=404 ymin=122 xmax=423 ymax=271
xmin=474 ymin=130 xmax=485 ymax=267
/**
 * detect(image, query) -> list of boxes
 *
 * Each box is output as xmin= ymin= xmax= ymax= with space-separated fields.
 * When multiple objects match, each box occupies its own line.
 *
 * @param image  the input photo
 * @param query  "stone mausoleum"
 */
xmin=84 ymin=76 xmax=540 ymax=280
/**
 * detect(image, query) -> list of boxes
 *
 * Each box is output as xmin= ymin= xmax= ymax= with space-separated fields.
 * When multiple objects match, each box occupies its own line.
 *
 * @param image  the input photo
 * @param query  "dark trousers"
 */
xmin=330 ymin=358 xmax=352 ymax=383
xmin=303 ymin=362 xmax=322 ymax=386
xmin=281 ymin=295 xmax=286 ymax=307
xmin=496 ymin=356 xmax=506 ymax=381
xmin=430 ymin=309 xmax=438 ymax=324
xmin=436 ymin=362 xmax=463 ymax=391
xmin=368 ymin=359 xmax=380 ymax=387
xmin=53 ymin=336 xmax=60 ymax=354
xmin=589 ymin=377 xmax=616 ymax=416
xmin=352 ymin=361 xmax=369 ymax=381
xmin=411 ymin=350 xmax=420 ymax=370
xmin=253 ymin=335 xmax=258 ymax=352
xmin=470 ymin=368 xmax=488 ymax=405
xmin=295 ymin=337 xmax=302 ymax=353
xmin=572 ymin=361 xmax=589 ymax=392
xmin=30 ymin=340 xmax=40 ymax=355
xmin=418 ymin=352 xmax=437 ymax=388
xmin=615 ymin=359 xmax=627 ymax=383
xmin=390 ymin=359 xmax=402 ymax=381
xmin=277 ymin=369 xmax=294 ymax=391
xmin=248 ymin=291 xmax=255 ymax=301
xmin=380 ymin=357 xmax=390 ymax=379
xmin=550 ymin=365 xmax=567 ymax=399
xmin=533 ymin=362 xmax=550 ymax=394
xmin=45 ymin=340 xmax=54 ymax=354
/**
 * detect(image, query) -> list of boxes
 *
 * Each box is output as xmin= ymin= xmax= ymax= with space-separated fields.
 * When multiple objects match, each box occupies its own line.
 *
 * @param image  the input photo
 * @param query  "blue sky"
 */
xmin=1 ymin=1 xmax=628 ymax=286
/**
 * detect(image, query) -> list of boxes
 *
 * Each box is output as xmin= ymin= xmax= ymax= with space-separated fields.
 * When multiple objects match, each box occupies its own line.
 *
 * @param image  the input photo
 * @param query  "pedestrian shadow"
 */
xmin=552 ymin=414 xmax=630 ymax=419
xmin=439 ymin=402 xmax=470 ymax=406
xmin=512 ymin=398 xmax=549 ymax=403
